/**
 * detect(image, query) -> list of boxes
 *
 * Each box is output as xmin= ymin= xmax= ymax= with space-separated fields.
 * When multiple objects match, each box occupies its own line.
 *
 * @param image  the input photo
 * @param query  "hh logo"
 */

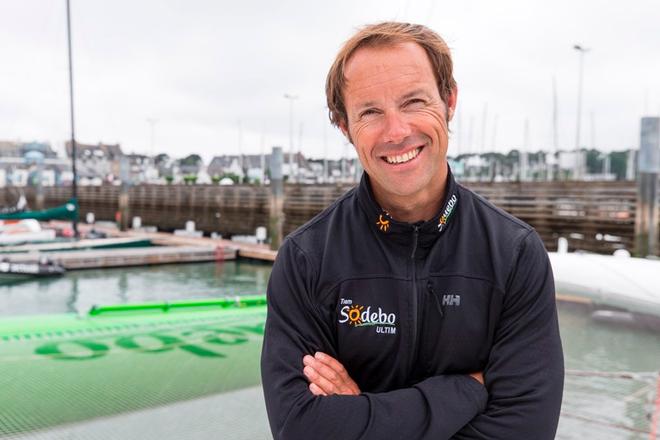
xmin=442 ymin=294 xmax=461 ymax=306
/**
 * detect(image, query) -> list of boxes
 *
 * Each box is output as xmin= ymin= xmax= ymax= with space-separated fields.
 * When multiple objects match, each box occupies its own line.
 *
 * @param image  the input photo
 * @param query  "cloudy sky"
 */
xmin=1 ymin=0 xmax=659 ymax=161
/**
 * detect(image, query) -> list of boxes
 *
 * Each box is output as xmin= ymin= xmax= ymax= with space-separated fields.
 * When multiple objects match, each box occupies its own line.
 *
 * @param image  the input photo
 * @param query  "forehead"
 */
xmin=343 ymin=42 xmax=437 ymax=102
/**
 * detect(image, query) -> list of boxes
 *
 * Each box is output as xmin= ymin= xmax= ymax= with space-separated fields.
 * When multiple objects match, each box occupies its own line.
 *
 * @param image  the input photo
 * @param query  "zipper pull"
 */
xmin=410 ymin=225 xmax=420 ymax=259
xmin=427 ymin=280 xmax=444 ymax=317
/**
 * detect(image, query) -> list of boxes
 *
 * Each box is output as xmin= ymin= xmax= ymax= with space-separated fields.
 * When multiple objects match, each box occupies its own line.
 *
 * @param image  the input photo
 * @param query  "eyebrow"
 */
xmin=400 ymin=89 xmax=430 ymax=101
xmin=355 ymin=100 xmax=378 ymax=112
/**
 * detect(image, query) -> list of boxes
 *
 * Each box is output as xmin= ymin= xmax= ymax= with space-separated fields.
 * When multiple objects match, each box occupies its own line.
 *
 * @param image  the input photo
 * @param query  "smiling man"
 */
xmin=261 ymin=22 xmax=564 ymax=439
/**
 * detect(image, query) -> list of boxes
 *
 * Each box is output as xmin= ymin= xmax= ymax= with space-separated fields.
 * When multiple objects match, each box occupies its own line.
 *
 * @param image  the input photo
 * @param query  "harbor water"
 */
xmin=1 ymin=260 xmax=658 ymax=439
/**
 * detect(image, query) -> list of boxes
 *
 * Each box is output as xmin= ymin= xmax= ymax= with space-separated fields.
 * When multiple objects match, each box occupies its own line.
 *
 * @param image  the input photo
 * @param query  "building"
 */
xmin=125 ymin=154 xmax=158 ymax=184
xmin=65 ymin=141 xmax=124 ymax=182
xmin=0 ymin=140 xmax=69 ymax=187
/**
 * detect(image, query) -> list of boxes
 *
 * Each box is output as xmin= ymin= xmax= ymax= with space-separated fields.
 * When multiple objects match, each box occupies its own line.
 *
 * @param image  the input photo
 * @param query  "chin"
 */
xmin=382 ymin=180 xmax=428 ymax=198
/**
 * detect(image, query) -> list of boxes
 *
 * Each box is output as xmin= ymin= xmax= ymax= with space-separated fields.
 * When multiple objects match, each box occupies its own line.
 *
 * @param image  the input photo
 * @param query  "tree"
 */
xmin=609 ymin=151 xmax=628 ymax=180
xmin=183 ymin=174 xmax=198 ymax=185
xmin=585 ymin=149 xmax=602 ymax=174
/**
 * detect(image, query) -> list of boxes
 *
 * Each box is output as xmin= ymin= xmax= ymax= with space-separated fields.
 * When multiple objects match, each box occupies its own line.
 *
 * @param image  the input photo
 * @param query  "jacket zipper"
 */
xmin=427 ymin=280 xmax=444 ymax=317
xmin=408 ymin=225 xmax=420 ymax=379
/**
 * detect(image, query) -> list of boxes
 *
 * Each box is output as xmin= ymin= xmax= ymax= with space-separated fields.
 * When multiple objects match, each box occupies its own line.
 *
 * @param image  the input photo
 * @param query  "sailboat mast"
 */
xmin=66 ymin=0 xmax=79 ymax=237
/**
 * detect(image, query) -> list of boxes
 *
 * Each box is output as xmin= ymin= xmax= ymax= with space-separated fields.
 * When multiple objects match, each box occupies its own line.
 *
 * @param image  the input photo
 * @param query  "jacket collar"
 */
xmin=357 ymin=165 xmax=460 ymax=240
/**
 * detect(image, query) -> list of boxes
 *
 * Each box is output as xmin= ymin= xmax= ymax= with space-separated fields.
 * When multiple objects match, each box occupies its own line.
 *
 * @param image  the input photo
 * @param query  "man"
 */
xmin=261 ymin=22 xmax=563 ymax=439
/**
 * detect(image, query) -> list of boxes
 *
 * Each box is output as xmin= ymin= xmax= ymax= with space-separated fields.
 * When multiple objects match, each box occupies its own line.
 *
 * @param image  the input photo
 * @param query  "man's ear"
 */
xmin=446 ymin=86 xmax=458 ymax=121
xmin=339 ymin=120 xmax=353 ymax=144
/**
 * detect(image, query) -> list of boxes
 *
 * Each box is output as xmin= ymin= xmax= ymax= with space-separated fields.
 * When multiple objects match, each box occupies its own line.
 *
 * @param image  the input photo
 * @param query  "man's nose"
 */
xmin=382 ymin=111 xmax=412 ymax=144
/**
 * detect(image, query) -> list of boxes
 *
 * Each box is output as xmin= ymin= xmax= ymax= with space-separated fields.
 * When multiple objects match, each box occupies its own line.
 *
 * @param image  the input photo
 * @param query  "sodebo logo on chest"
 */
xmin=337 ymin=298 xmax=397 ymax=335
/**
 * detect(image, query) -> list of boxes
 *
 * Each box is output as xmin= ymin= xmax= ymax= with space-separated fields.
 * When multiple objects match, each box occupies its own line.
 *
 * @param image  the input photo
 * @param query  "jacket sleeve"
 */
xmin=452 ymin=230 xmax=564 ymax=440
xmin=261 ymin=239 xmax=488 ymax=440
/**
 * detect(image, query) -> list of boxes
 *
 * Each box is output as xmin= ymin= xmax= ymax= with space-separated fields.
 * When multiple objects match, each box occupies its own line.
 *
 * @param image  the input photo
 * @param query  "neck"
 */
xmin=371 ymin=169 xmax=448 ymax=224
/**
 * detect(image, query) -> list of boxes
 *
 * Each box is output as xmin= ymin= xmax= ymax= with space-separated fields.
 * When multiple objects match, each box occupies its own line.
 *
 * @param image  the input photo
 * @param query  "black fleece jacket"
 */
xmin=261 ymin=169 xmax=564 ymax=439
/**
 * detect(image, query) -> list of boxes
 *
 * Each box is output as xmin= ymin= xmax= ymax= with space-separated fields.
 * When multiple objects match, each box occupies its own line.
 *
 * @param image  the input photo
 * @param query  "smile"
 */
xmin=382 ymin=147 xmax=422 ymax=165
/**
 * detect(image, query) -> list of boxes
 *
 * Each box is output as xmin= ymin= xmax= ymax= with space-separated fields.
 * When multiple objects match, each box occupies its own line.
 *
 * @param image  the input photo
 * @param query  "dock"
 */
xmin=50 ymin=220 xmax=277 ymax=262
xmin=6 ymin=245 xmax=236 ymax=270
xmin=135 ymin=230 xmax=277 ymax=262
xmin=0 ymin=220 xmax=278 ymax=270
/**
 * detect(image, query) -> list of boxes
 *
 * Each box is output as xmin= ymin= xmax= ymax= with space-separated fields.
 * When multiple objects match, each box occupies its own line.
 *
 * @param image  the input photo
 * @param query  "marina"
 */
xmin=0 ymin=185 xmax=656 ymax=439
xmin=1 ymin=2 xmax=659 ymax=437
xmin=0 ymin=184 xmax=657 ymax=439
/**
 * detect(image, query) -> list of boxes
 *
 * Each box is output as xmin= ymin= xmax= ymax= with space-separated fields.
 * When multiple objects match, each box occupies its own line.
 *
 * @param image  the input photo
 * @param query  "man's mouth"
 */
xmin=382 ymin=147 xmax=423 ymax=165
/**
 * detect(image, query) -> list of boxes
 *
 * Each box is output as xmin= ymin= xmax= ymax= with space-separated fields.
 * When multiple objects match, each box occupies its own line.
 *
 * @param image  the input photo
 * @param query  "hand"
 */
xmin=469 ymin=371 xmax=484 ymax=385
xmin=302 ymin=352 xmax=361 ymax=396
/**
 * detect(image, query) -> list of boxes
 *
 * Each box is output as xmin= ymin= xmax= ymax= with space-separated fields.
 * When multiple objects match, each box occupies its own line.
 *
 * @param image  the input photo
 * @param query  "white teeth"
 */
xmin=385 ymin=147 xmax=420 ymax=164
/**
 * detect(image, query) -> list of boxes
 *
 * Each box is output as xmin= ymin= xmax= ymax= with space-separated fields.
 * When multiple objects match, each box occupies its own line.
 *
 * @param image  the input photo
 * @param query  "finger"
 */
xmin=310 ymin=359 xmax=342 ymax=384
xmin=304 ymin=356 xmax=346 ymax=394
xmin=305 ymin=354 xmax=343 ymax=384
xmin=303 ymin=366 xmax=338 ymax=395
xmin=309 ymin=382 xmax=327 ymax=396
xmin=313 ymin=352 xmax=360 ymax=394
xmin=469 ymin=371 xmax=484 ymax=385
xmin=314 ymin=352 xmax=348 ymax=376
xmin=306 ymin=362 xmax=359 ymax=395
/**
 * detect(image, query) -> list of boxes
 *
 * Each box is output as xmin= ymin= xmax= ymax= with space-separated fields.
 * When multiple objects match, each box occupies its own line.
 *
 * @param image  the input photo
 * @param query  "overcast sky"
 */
xmin=1 ymin=0 xmax=659 ymax=161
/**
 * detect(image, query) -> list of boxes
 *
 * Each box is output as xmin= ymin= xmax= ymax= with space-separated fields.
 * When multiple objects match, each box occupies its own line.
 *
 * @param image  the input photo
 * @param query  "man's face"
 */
xmin=341 ymin=42 xmax=456 ymax=201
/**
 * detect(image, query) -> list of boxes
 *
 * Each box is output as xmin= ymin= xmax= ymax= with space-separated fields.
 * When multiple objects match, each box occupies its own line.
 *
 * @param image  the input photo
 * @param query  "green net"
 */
xmin=0 ymin=305 xmax=266 ymax=437
xmin=559 ymin=370 xmax=660 ymax=439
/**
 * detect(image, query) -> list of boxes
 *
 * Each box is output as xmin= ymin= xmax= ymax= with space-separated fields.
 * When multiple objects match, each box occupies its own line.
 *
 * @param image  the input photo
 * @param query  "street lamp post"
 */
xmin=573 ymin=44 xmax=590 ymax=180
xmin=284 ymin=93 xmax=298 ymax=182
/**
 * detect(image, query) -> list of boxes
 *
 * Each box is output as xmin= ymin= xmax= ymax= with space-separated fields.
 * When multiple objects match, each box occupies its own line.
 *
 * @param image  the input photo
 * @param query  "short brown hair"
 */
xmin=326 ymin=22 xmax=456 ymax=128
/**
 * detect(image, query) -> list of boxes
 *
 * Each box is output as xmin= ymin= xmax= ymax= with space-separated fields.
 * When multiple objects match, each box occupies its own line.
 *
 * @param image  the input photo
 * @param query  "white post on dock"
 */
xmin=635 ymin=117 xmax=659 ymax=257
xmin=256 ymin=227 xmax=267 ymax=244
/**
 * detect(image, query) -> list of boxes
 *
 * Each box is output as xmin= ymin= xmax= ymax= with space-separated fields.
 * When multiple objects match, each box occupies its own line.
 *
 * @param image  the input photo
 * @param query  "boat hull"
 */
xmin=0 ymin=199 xmax=78 ymax=222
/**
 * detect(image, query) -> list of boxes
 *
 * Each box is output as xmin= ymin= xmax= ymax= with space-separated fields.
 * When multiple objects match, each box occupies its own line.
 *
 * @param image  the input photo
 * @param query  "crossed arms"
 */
xmin=261 ymin=232 xmax=564 ymax=439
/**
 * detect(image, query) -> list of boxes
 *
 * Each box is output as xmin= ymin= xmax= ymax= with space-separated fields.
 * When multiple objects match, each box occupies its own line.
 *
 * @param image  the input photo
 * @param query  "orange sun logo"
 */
xmin=347 ymin=305 xmax=364 ymax=326
xmin=376 ymin=215 xmax=390 ymax=232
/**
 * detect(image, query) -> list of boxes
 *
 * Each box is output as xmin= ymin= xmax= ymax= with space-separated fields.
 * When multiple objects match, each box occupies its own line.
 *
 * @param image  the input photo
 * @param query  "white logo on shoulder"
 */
xmin=337 ymin=298 xmax=397 ymax=335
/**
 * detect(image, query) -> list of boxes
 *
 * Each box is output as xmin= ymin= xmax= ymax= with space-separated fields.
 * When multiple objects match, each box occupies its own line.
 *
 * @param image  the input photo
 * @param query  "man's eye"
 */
xmin=405 ymin=99 xmax=426 ymax=108
xmin=360 ymin=109 xmax=378 ymax=118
